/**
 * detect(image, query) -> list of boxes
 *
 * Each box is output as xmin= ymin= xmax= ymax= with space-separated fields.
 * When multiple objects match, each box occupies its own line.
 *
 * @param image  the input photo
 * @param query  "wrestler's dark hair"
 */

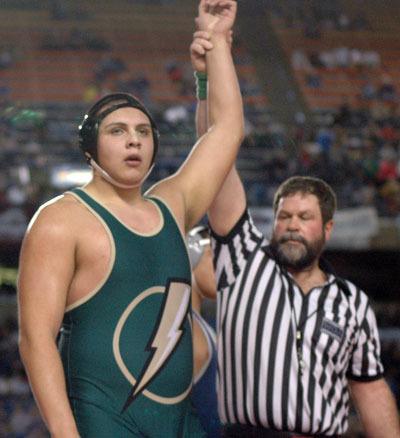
xmin=273 ymin=176 xmax=337 ymax=224
xmin=78 ymin=92 xmax=159 ymax=163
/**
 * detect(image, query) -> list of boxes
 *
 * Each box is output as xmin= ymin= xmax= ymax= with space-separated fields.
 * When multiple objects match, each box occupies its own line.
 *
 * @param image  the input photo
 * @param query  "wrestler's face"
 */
xmin=270 ymin=193 xmax=333 ymax=271
xmin=96 ymin=107 xmax=154 ymax=186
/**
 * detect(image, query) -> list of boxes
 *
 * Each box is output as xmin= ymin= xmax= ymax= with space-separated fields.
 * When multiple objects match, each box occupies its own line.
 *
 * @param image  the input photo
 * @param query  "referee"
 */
xmin=208 ymin=172 xmax=400 ymax=437
xmin=191 ymin=30 xmax=400 ymax=438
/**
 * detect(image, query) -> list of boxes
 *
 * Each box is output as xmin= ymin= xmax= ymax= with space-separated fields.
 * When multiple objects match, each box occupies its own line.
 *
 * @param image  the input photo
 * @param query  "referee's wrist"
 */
xmin=194 ymin=71 xmax=207 ymax=101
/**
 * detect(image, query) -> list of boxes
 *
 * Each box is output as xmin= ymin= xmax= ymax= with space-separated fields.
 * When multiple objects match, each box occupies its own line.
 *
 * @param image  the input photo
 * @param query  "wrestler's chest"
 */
xmin=75 ymin=218 xmax=112 ymax=273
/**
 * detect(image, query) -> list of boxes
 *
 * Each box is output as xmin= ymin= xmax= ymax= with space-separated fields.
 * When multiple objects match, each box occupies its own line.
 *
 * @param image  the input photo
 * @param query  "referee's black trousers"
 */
xmin=222 ymin=424 xmax=338 ymax=438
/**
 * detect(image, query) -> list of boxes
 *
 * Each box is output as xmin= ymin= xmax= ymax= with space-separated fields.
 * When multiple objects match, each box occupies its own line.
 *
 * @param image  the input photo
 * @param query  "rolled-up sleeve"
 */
xmin=347 ymin=301 xmax=384 ymax=381
xmin=210 ymin=209 xmax=264 ymax=290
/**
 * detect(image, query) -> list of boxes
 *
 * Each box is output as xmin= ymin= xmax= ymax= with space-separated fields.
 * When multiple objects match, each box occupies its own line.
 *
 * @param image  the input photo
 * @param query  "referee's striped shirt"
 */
xmin=211 ymin=209 xmax=384 ymax=436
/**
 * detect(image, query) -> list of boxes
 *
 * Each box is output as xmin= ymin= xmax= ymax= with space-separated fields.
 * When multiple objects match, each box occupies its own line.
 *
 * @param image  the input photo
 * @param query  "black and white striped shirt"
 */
xmin=211 ymin=210 xmax=383 ymax=436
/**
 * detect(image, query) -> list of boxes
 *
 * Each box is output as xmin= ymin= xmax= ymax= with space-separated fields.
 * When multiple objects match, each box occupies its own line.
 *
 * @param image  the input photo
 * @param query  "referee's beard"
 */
xmin=270 ymin=231 xmax=325 ymax=271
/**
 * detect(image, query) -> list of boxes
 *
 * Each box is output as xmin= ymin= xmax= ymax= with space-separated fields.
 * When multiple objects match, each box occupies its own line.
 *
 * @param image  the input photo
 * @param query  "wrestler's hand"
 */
xmin=190 ymin=29 xmax=233 ymax=73
xmin=196 ymin=0 xmax=237 ymax=36
xmin=190 ymin=30 xmax=213 ymax=73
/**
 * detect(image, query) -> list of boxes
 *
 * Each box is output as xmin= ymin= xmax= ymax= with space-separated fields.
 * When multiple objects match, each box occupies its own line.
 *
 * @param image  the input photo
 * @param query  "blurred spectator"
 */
xmin=379 ymin=179 xmax=400 ymax=216
xmin=166 ymin=60 xmax=183 ymax=84
xmin=163 ymin=103 xmax=189 ymax=126
xmin=0 ymin=79 xmax=11 ymax=106
xmin=50 ymin=0 xmax=88 ymax=20
xmin=316 ymin=126 xmax=335 ymax=154
xmin=334 ymin=101 xmax=352 ymax=127
xmin=307 ymin=48 xmax=380 ymax=70
xmin=360 ymin=79 xmax=377 ymax=101
xmin=337 ymin=13 xmax=350 ymax=30
xmin=378 ymin=74 xmax=397 ymax=102
xmin=82 ymin=82 xmax=101 ymax=104
xmin=116 ymin=72 xmax=152 ymax=107
xmin=362 ymin=50 xmax=381 ymax=69
xmin=291 ymin=49 xmax=311 ymax=70
xmin=305 ymin=68 xmax=322 ymax=88
xmin=165 ymin=59 xmax=192 ymax=97
xmin=0 ymin=48 xmax=13 ymax=69
xmin=94 ymin=52 xmax=126 ymax=82
xmin=377 ymin=146 xmax=398 ymax=182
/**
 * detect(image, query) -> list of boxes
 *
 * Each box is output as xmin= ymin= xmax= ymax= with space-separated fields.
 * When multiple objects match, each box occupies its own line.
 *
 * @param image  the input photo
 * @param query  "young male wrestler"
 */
xmin=17 ymin=1 xmax=242 ymax=436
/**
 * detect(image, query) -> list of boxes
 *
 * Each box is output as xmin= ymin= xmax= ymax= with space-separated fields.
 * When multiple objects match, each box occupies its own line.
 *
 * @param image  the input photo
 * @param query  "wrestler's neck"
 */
xmin=288 ymin=260 xmax=327 ymax=295
xmin=85 ymin=172 xmax=144 ymax=206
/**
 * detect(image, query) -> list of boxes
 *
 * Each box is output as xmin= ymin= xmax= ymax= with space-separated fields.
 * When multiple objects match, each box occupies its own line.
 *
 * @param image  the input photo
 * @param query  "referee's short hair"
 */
xmin=273 ymin=176 xmax=337 ymax=224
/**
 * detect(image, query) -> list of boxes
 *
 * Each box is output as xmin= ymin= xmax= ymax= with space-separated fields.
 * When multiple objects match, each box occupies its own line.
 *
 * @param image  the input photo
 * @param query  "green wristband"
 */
xmin=194 ymin=71 xmax=208 ymax=100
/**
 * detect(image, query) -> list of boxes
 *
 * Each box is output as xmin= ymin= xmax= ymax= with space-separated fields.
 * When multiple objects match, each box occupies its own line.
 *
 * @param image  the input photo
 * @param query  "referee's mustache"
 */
xmin=278 ymin=232 xmax=307 ymax=246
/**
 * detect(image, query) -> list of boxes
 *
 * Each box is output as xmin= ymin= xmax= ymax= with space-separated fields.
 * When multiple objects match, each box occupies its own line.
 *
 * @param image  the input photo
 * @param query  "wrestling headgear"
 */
xmin=78 ymin=92 xmax=159 ymax=164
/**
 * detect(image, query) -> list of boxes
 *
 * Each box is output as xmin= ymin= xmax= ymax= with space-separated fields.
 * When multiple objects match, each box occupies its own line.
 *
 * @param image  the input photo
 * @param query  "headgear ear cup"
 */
xmin=78 ymin=93 xmax=159 ymax=164
xmin=78 ymin=116 xmax=99 ymax=162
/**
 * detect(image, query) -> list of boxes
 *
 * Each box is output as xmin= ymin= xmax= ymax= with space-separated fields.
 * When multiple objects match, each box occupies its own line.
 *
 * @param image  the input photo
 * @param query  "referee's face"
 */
xmin=271 ymin=193 xmax=333 ymax=270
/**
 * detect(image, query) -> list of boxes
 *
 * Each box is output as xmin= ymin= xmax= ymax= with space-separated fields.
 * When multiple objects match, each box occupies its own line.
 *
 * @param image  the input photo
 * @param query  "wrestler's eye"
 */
xmin=137 ymin=127 xmax=151 ymax=137
xmin=110 ymin=127 xmax=124 ymax=135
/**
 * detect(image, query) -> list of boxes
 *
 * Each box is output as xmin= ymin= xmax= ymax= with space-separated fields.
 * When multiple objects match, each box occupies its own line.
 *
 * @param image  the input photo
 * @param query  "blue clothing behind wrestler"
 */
xmin=188 ymin=226 xmax=221 ymax=438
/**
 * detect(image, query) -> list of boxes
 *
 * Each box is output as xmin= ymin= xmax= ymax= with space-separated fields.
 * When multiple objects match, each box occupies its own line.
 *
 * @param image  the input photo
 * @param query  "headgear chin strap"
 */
xmin=89 ymin=158 xmax=155 ymax=189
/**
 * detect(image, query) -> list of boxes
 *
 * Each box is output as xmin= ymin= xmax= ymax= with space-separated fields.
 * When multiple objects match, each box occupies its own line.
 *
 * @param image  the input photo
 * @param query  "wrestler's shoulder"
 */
xmin=29 ymin=193 xmax=91 ymax=233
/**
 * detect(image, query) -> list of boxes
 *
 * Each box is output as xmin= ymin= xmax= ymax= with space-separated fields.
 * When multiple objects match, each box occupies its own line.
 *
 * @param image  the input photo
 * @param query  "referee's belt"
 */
xmin=222 ymin=424 xmax=338 ymax=437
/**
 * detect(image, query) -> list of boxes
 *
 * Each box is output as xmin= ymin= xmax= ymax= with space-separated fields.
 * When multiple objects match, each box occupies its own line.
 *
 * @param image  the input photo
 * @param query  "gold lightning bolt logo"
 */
xmin=114 ymin=279 xmax=191 ymax=412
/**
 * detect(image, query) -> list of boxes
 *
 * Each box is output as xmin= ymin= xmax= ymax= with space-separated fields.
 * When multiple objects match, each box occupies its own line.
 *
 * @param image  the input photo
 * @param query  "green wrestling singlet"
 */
xmin=58 ymin=188 xmax=205 ymax=437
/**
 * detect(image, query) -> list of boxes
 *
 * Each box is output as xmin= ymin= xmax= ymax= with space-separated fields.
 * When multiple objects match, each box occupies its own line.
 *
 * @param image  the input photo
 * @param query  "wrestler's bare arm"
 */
xmin=191 ymin=18 xmax=247 ymax=237
xmin=148 ymin=0 xmax=244 ymax=233
xmin=18 ymin=197 xmax=81 ymax=437
xmin=195 ymin=71 xmax=247 ymax=236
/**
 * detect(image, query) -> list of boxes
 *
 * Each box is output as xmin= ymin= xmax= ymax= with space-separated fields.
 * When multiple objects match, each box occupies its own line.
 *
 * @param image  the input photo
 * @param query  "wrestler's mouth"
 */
xmin=124 ymin=154 xmax=142 ymax=166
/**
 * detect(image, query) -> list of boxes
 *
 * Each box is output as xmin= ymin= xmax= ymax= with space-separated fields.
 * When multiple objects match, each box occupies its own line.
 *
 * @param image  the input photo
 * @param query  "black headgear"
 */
xmin=78 ymin=93 xmax=159 ymax=164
